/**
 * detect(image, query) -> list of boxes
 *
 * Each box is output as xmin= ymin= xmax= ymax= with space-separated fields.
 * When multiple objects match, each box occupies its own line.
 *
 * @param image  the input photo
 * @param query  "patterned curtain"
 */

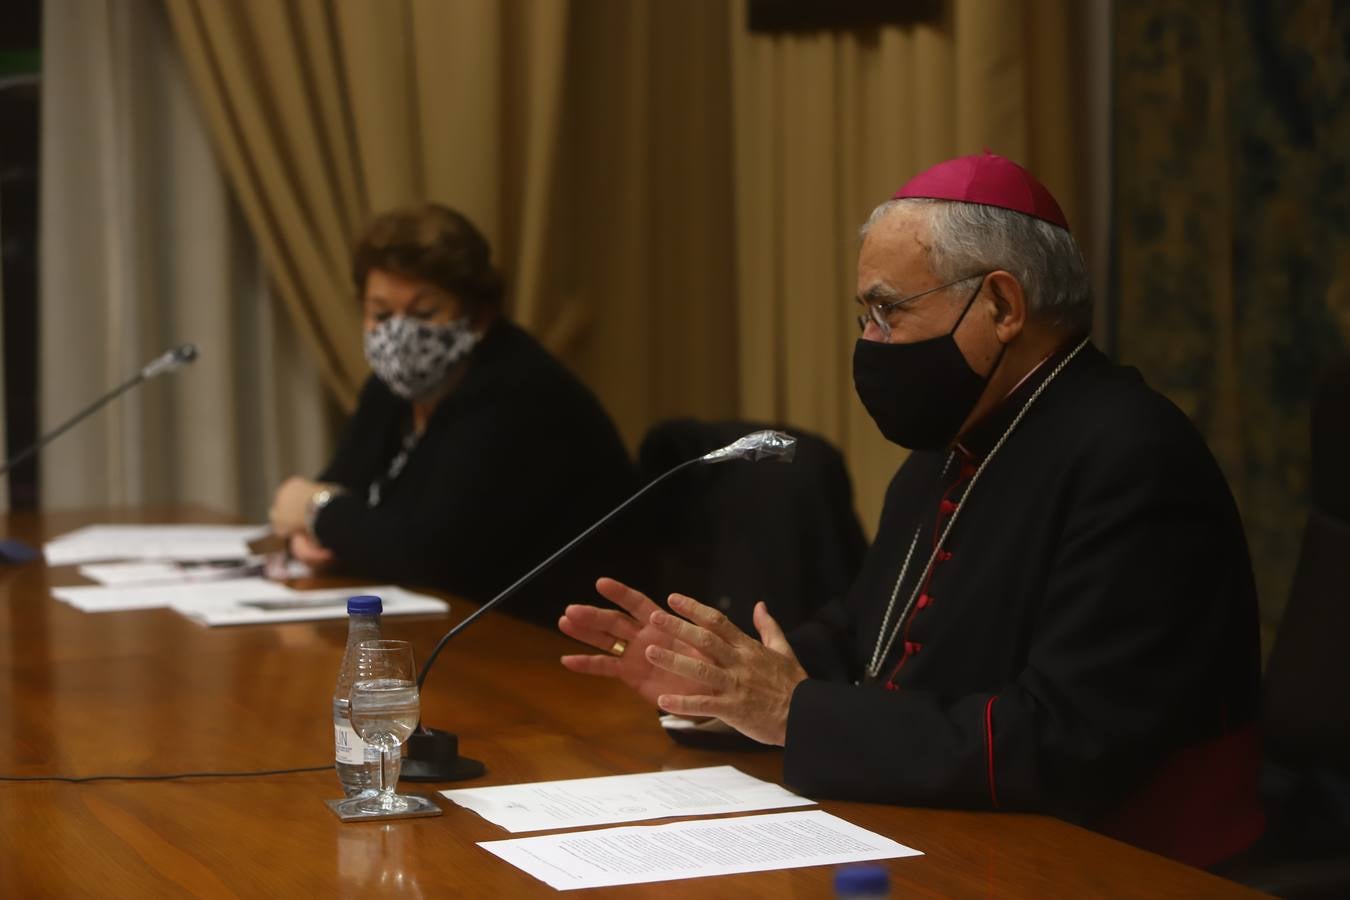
xmin=1114 ymin=0 xmax=1350 ymax=646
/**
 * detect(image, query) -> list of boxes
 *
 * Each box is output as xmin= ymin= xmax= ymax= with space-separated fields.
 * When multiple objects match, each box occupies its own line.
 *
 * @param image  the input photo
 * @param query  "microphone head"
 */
xmin=141 ymin=343 xmax=201 ymax=380
xmin=698 ymin=429 xmax=797 ymax=465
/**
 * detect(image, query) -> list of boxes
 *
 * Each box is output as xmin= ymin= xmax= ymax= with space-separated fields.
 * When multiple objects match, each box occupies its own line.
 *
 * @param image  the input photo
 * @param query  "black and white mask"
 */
xmin=363 ymin=316 xmax=478 ymax=401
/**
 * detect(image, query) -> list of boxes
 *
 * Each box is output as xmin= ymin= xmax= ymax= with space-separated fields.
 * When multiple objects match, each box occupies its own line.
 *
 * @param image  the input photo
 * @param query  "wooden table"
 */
xmin=0 ymin=509 xmax=1263 ymax=897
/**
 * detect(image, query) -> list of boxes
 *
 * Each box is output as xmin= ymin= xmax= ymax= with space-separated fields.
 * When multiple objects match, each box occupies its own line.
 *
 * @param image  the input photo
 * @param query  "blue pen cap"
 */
xmin=347 ymin=595 xmax=383 ymax=615
xmin=834 ymin=863 xmax=889 ymax=895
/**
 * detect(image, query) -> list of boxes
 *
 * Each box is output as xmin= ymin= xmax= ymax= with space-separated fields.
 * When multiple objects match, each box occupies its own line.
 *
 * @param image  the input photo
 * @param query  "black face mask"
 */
xmin=852 ymin=281 xmax=1004 ymax=451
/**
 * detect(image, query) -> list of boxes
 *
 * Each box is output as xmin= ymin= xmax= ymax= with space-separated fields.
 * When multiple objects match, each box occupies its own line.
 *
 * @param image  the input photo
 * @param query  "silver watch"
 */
xmin=305 ymin=486 xmax=345 ymax=536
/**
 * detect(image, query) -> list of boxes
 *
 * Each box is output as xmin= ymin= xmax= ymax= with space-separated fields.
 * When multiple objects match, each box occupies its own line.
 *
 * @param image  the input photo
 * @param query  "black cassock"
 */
xmin=784 ymin=342 xmax=1264 ymax=868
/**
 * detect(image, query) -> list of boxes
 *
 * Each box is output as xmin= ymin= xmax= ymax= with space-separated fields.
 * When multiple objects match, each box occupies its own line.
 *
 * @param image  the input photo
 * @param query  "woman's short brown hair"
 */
xmin=351 ymin=203 xmax=505 ymax=310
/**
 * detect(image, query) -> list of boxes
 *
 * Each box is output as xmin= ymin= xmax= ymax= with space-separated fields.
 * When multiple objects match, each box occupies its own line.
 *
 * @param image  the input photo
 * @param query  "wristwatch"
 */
xmin=305 ymin=485 xmax=346 ymax=537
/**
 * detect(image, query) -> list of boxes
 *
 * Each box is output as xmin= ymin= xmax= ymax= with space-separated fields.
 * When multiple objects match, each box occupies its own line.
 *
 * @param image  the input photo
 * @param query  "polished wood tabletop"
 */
xmin=0 ymin=509 xmax=1263 ymax=898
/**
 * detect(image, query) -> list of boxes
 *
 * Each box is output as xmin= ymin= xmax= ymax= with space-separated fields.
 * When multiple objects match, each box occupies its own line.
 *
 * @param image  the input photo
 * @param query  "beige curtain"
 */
xmin=40 ymin=0 xmax=332 ymax=515
xmin=163 ymin=0 xmax=570 ymax=411
xmin=731 ymin=0 xmax=1091 ymax=531
xmin=535 ymin=1 xmax=741 ymax=442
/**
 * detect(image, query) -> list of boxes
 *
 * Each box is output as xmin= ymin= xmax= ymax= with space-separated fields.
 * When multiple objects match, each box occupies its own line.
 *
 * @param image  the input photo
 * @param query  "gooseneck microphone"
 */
xmin=400 ymin=429 xmax=797 ymax=782
xmin=0 ymin=344 xmax=199 ymax=478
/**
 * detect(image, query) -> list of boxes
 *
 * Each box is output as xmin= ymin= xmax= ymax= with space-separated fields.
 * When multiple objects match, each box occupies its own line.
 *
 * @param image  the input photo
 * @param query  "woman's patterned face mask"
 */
xmin=363 ymin=316 xmax=479 ymax=400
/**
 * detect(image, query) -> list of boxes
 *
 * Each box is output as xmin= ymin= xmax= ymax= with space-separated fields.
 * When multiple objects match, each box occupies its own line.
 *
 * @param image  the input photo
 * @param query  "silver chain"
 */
xmin=862 ymin=336 xmax=1091 ymax=682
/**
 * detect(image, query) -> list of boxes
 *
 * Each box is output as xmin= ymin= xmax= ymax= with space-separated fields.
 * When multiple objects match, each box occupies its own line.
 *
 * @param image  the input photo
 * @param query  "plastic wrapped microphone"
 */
xmin=401 ymin=428 xmax=798 ymax=781
xmin=698 ymin=429 xmax=797 ymax=465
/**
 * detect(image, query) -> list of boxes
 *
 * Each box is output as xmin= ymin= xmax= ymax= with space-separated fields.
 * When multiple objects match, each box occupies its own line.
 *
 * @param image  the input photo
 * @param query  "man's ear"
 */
xmin=985 ymin=270 xmax=1027 ymax=342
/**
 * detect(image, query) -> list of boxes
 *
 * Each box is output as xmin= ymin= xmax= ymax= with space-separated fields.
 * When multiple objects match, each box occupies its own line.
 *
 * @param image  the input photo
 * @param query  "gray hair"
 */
xmin=861 ymin=198 xmax=1092 ymax=332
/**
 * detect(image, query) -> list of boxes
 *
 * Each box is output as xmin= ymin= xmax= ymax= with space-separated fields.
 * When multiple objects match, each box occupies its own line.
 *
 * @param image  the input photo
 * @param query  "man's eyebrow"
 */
xmin=857 ymin=282 xmax=900 ymax=304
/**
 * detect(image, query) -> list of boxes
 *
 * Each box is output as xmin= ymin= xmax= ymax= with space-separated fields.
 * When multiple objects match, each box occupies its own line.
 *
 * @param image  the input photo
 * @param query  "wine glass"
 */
xmin=341 ymin=640 xmax=424 ymax=816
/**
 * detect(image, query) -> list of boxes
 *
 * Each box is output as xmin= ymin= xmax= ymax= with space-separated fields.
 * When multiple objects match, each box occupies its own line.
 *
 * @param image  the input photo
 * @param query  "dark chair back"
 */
xmin=633 ymin=419 xmax=866 ymax=634
xmin=1261 ymin=510 xmax=1350 ymax=769
xmin=1263 ymin=359 xmax=1350 ymax=770
xmin=1229 ymin=361 xmax=1350 ymax=895
xmin=1310 ymin=358 xmax=1350 ymax=525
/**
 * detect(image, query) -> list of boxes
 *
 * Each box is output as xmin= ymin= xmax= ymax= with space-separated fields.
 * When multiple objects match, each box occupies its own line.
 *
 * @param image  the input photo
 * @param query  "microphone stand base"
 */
xmin=400 ymin=727 xmax=485 ymax=782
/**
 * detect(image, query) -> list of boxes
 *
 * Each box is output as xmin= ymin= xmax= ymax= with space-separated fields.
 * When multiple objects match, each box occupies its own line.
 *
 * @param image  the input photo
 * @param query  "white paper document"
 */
xmin=77 ymin=558 xmax=264 ymax=586
xmin=51 ymin=577 xmax=448 ymax=624
xmin=442 ymin=766 xmax=814 ymax=833
xmin=174 ymin=584 xmax=448 ymax=626
xmin=44 ymin=524 xmax=269 ymax=565
xmin=478 ymin=809 xmax=922 ymax=891
xmin=52 ymin=577 xmax=290 ymax=613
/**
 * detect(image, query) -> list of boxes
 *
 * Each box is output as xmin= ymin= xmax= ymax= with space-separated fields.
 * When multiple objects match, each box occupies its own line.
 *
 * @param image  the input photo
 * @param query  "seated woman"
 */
xmin=268 ymin=203 xmax=636 ymax=624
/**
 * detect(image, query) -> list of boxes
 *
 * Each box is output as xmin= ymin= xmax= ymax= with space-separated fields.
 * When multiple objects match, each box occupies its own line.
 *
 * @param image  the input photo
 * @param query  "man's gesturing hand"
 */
xmin=559 ymin=578 xmax=711 ymax=708
xmin=643 ymin=593 xmax=807 ymax=746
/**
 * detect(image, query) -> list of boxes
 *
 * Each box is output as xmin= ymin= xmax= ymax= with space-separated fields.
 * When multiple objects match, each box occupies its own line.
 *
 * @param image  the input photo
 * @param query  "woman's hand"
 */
xmin=288 ymin=531 xmax=335 ymax=571
xmin=559 ymin=578 xmax=710 ymax=709
xmin=269 ymin=476 xmax=320 ymax=537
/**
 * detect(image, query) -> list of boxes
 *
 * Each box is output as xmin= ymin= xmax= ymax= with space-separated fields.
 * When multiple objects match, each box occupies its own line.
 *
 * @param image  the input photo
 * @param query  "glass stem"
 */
xmin=380 ymin=742 xmax=398 ymax=800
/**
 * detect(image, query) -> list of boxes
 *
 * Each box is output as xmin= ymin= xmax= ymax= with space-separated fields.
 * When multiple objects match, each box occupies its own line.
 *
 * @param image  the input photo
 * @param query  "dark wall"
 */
xmin=0 ymin=0 xmax=42 ymax=507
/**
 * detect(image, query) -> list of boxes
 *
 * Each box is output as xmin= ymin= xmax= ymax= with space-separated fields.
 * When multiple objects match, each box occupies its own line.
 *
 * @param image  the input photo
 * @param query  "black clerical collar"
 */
xmin=954 ymin=336 xmax=1087 ymax=462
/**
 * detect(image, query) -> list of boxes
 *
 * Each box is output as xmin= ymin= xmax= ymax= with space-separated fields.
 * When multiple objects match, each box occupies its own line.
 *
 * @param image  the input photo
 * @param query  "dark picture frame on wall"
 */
xmin=747 ymin=0 xmax=940 ymax=33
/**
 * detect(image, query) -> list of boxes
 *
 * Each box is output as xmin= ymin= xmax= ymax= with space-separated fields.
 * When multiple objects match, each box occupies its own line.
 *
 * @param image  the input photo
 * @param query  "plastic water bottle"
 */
xmin=834 ymin=863 xmax=889 ymax=899
xmin=334 ymin=595 xmax=383 ymax=797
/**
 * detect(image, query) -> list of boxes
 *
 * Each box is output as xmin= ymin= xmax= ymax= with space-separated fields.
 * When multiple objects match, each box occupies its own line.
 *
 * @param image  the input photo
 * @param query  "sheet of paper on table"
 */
xmin=51 ymin=578 xmax=447 ymax=624
xmin=52 ymin=577 xmax=291 ymax=613
xmin=77 ymin=558 xmax=264 ymax=586
xmin=44 ymin=524 xmax=269 ymax=565
xmin=174 ymin=584 xmax=447 ymax=626
xmin=442 ymin=765 xmax=815 ymax=833
xmin=478 ymin=809 xmax=922 ymax=891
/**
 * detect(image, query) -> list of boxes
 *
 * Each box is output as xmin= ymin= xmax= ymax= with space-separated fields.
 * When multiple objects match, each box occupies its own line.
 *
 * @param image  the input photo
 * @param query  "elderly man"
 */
xmin=559 ymin=152 xmax=1263 ymax=868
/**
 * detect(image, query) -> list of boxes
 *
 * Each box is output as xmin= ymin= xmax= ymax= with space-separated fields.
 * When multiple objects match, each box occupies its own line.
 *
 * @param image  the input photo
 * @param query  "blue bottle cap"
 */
xmin=834 ymin=863 xmax=889 ymax=894
xmin=347 ymin=595 xmax=383 ymax=615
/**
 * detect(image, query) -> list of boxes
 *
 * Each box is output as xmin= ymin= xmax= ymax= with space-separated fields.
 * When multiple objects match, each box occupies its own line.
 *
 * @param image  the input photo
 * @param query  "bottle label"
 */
xmin=335 ymin=722 xmax=370 ymax=765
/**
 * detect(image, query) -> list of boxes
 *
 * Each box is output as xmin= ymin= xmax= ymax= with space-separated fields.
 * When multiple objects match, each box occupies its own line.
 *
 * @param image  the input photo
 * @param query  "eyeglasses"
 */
xmin=855 ymin=273 xmax=988 ymax=341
